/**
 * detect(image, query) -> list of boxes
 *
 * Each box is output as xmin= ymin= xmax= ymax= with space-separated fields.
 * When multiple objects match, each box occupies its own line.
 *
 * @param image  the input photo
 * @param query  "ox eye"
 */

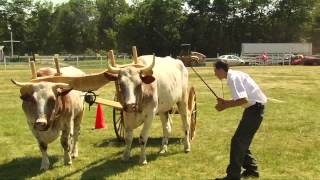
xmin=135 ymin=85 xmax=141 ymax=93
xmin=46 ymin=97 xmax=56 ymax=108
xmin=119 ymin=82 xmax=126 ymax=92
xmin=20 ymin=94 xmax=35 ymax=102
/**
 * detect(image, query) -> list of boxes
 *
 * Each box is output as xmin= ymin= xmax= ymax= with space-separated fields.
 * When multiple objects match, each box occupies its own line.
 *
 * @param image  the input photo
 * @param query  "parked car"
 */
xmin=290 ymin=54 xmax=304 ymax=65
xmin=291 ymin=55 xmax=320 ymax=65
xmin=281 ymin=53 xmax=295 ymax=65
xmin=301 ymin=55 xmax=320 ymax=65
xmin=217 ymin=55 xmax=245 ymax=66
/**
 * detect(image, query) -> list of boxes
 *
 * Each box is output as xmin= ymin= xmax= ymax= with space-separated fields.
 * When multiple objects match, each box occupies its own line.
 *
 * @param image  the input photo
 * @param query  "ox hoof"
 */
xmin=40 ymin=165 xmax=49 ymax=171
xmin=139 ymin=159 xmax=148 ymax=165
xmin=184 ymin=148 xmax=191 ymax=153
xmin=64 ymin=161 xmax=72 ymax=166
xmin=71 ymin=153 xmax=78 ymax=159
xmin=122 ymin=152 xmax=131 ymax=161
xmin=40 ymin=158 xmax=50 ymax=171
xmin=159 ymin=147 xmax=168 ymax=154
xmin=71 ymin=151 xmax=79 ymax=159
xmin=122 ymin=156 xmax=130 ymax=161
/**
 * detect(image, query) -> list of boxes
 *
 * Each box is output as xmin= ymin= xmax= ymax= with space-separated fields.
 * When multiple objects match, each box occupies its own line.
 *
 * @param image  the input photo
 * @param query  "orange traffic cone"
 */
xmin=95 ymin=104 xmax=106 ymax=129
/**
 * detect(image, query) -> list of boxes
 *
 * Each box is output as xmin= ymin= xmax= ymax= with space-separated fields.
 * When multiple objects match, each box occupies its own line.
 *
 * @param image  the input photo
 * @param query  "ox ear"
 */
xmin=57 ymin=88 xmax=73 ymax=96
xmin=140 ymin=73 xmax=155 ymax=84
xmin=104 ymin=72 xmax=118 ymax=81
xmin=54 ymin=83 xmax=72 ymax=96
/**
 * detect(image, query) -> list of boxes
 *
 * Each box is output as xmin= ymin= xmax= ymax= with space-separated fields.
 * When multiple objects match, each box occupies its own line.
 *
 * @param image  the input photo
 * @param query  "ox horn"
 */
xmin=11 ymin=79 xmax=34 ymax=87
xmin=140 ymin=54 xmax=155 ymax=74
xmin=107 ymin=59 xmax=121 ymax=73
xmin=54 ymin=83 xmax=71 ymax=89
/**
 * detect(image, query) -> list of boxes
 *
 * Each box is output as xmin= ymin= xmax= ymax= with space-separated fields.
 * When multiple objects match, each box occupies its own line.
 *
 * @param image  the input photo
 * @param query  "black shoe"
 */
xmin=241 ymin=170 xmax=259 ymax=178
xmin=215 ymin=176 xmax=240 ymax=180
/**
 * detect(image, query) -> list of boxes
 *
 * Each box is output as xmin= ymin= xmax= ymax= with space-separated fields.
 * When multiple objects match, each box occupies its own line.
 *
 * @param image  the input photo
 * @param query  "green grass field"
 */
xmin=0 ymin=64 xmax=319 ymax=179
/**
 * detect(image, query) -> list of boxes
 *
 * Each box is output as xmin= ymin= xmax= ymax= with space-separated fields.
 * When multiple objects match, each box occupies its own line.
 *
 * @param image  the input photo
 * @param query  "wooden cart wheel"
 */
xmin=113 ymin=96 xmax=125 ymax=142
xmin=188 ymin=86 xmax=197 ymax=141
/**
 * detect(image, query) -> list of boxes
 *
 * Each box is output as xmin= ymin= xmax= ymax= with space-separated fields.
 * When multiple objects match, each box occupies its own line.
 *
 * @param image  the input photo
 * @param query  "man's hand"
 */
xmin=215 ymin=97 xmax=227 ymax=112
xmin=217 ymin=97 xmax=225 ymax=104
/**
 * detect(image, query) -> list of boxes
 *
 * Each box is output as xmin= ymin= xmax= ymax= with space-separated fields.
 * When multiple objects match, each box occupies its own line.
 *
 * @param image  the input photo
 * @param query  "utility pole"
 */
xmin=3 ymin=25 xmax=20 ymax=57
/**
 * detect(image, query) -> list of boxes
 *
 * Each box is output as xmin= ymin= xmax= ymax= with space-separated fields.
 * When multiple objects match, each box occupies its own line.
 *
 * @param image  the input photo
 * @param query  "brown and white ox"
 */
xmin=11 ymin=66 xmax=85 ymax=171
xmin=107 ymin=55 xmax=191 ymax=165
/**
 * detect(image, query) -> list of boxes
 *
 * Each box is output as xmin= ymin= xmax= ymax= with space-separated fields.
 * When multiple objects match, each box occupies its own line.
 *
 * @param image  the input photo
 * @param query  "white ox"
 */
xmin=11 ymin=66 xmax=85 ymax=171
xmin=107 ymin=55 xmax=191 ymax=165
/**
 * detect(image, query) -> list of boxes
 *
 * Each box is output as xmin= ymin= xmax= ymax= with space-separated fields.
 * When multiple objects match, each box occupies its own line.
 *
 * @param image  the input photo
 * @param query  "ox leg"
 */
xmin=122 ymin=129 xmax=133 ymax=161
xmin=159 ymin=112 xmax=171 ymax=154
xmin=139 ymin=112 xmax=154 ymax=165
xmin=72 ymin=112 xmax=83 ymax=158
xmin=61 ymin=127 xmax=72 ymax=166
xmin=39 ymin=142 xmax=50 ymax=171
xmin=177 ymin=101 xmax=191 ymax=153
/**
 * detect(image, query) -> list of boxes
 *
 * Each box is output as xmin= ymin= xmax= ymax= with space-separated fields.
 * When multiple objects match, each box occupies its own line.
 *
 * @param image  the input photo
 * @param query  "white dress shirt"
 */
xmin=227 ymin=69 xmax=267 ymax=108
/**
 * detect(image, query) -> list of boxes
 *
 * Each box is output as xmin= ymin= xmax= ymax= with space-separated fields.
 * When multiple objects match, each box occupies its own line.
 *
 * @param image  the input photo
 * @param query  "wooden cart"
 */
xmin=111 ymin=85 xmax=197 ymax=141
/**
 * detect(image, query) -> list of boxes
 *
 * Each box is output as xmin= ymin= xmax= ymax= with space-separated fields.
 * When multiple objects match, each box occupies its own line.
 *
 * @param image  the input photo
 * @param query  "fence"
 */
xmin=1 ymin=53 xmax=295 ymax=70
xmin=240 ymin=53 xmax=292 ymax=65
xmin=0 ymin=54 xmax=131 ymax=70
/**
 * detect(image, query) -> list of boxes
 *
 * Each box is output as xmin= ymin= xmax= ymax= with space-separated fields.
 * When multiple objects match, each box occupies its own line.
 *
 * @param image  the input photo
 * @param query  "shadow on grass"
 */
xmin=0 ymin=156 xmax=59 ymax=180
xmin=95 ymin=137 xmax=184 ymax=148
xmin=80 ymin=153 xmax=159 ymax=179
xmin=56 ymin=137 xmax=184 ymax=179
xmin=53 ymin=154 xmax=150 ymax=179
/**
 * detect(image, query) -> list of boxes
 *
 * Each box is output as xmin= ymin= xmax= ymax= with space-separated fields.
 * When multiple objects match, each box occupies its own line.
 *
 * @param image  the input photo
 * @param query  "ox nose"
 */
xmin=124 ymin=103 xmax=138 ymax=112
xmin=35 ymin=118 xmax=48 ymax=131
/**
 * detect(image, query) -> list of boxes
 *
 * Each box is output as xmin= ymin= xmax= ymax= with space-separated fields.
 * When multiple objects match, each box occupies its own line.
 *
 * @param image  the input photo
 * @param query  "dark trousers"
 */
xmin=226 ymin=103 xmax=265 ymax=178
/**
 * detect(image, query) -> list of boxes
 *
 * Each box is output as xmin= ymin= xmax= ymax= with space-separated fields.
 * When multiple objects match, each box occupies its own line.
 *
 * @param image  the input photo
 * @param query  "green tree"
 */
xmin=96 ymin=0 xmax=128 ymax=50
xmin=309 ymin=0 xmax=320 ymax=53
xmin=268 ymin=0 xmax=315 ymax=42
xmin=51 ymin=0 xmax=98 ymax=54
xmin=119 ymin=0 xmax=186 ymax=56
xmin=0 ymin=0 xmax=318 ymax=56
xmin=0 ymin=0 xmax=9 ymax=45
xmin=183 ymin=0 xmax=211 ymax=54
xmin=5 ymin=0 xmax=32 ymax=55
xmin=25 ymin=1 xmax=54 ymax=54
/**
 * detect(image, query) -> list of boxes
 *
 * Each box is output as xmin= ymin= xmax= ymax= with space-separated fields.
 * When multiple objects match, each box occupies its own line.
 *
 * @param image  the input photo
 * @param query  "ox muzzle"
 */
xmin=34 ymin=118 xmax=49 ymax=131
xmin=123 ymin=103 xmax=141 ymax=113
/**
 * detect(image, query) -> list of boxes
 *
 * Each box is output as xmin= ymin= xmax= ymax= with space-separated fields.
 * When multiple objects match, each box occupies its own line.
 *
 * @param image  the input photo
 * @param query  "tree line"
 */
xmin=0 ymin=0 xmax=319 ymax=57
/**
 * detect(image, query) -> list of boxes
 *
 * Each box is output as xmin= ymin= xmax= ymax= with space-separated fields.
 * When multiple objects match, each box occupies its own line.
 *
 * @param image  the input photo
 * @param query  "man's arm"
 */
xmin=215 ymin=97 xmax=248 ymax=111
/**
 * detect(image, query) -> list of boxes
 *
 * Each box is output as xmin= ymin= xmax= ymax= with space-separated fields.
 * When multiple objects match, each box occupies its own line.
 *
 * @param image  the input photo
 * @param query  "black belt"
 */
xmin=254 ymin=102 xmax=264 ymax=107
xmin=247 ymin=102 xmax=264 ymax=109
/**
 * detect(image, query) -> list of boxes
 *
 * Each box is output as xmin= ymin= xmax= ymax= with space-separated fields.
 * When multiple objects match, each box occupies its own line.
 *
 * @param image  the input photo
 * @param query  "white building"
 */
xmin=240 ymin=43 xmax=313 ymax=65
xmin=241 ymin=43 xmax=312 ymax=55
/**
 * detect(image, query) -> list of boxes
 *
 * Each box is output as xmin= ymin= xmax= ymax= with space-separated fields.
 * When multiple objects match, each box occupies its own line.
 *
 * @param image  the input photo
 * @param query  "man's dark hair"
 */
xmin=214 ymin=60 xmax=229 ymax=72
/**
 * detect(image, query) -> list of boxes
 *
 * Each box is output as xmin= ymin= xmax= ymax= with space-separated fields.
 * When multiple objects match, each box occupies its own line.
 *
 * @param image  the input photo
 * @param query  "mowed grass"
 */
xmin=0 ymin=64 xmax=319 ymax=179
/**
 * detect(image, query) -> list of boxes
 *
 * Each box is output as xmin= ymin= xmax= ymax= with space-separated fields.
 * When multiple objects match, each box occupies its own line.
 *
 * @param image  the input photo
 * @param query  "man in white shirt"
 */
xmin=213 ymin=61 xmax=267 ymax=180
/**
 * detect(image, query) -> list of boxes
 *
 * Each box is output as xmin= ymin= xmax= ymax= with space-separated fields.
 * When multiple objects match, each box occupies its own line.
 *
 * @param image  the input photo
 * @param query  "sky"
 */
xmin=50 ymin=0 xmax=67 ymax=4
xmin=49 ymin=0 xmax=132 ymax=5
